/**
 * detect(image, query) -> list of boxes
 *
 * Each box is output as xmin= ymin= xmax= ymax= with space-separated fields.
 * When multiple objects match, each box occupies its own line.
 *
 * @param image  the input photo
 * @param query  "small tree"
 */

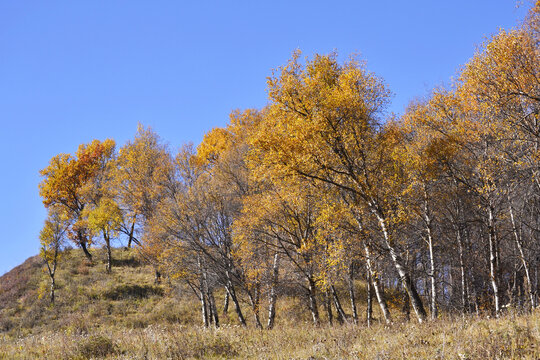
xmin=84 ymin=198 xmax=123 ymax=273
xmin=39 ymin=208 xmax=68 ymax=305
xmin=39 ymin=139 xmax=116 ymax=261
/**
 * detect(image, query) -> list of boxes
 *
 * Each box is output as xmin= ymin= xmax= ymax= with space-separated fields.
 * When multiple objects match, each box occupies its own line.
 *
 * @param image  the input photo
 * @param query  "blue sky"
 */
xmin=0 ymin=1 xmax=529 ymax=275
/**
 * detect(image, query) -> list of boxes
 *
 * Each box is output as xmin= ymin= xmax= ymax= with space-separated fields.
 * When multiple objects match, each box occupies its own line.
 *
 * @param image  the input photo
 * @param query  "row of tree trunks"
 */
xmin=196 ymin=237 xmax=443 ymax=328
xmin=193 ymin=244 xmax=441 ymax=328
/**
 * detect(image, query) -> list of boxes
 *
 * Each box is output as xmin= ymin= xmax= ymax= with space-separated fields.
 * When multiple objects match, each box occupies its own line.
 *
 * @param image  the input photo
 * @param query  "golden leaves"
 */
xmin=83 ymin=197 xmax=123 ymax=237
xmin=114 ymin=125 xmax=172 ymax=220
xmin=39 ymin=206 xmax=68 ymax=268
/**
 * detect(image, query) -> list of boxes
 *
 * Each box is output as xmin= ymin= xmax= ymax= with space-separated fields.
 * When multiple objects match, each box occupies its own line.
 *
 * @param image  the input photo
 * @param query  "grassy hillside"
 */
xmin=1 ymin=248 xmax=540 ymax=359
xmin=0 ymin=248 xmax=203 ymax=336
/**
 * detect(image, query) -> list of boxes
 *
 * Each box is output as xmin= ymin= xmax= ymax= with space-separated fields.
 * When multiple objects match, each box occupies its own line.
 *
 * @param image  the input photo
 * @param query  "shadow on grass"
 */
xmin=102 ymin=284 xmax=164 ymax=300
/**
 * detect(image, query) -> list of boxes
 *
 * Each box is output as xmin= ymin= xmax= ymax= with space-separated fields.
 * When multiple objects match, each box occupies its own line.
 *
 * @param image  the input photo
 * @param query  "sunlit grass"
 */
xmin=1 ymin=312 xmax=539 ymax=359
xmin=1 ymin=248 xmax=539 ymax=359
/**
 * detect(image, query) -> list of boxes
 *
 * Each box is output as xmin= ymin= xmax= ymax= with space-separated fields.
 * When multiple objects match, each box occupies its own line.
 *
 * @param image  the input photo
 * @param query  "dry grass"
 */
xmin=0 ymin=312 xmax=539 ymax=359
xmin=1 ymin=248 xmax=539 ymax=359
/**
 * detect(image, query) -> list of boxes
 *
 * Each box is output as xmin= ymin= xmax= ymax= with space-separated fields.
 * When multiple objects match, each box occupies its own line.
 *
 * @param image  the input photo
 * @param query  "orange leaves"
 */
xmin=39 ymin=153 xmax=77 ymax=209
xmin=39 ymin=139 xmax=118 ymax=258
xmin=39 ymin=139 xmax=116 ymax=212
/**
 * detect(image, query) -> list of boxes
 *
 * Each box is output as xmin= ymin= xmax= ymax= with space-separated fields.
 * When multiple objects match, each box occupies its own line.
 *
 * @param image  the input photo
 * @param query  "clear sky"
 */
xmin=0 ymin=1 xmax=529 ymax=275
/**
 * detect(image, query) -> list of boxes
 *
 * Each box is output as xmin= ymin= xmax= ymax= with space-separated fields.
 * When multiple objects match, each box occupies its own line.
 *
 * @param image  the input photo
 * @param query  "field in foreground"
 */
xmin=1 ymin=248 xmax=539 ymax=359
xmin=1 ymin=313 xmax=539 ymax=359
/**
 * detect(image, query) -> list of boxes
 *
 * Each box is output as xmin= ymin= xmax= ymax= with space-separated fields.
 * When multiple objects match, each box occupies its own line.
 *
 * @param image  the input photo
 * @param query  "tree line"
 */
xmin=39 ymin=3 xmax=540 ymax=327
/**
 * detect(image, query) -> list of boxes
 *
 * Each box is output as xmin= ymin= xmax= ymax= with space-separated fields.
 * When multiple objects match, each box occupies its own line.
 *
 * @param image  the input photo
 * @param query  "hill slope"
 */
xmin=0 ymin=248 xmax=201 ymax=337
xmin=1 ymin=248 xmax=540 ymax=359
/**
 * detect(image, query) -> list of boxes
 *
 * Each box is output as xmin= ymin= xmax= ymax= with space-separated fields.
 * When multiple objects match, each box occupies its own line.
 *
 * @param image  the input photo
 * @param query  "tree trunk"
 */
xmin=534 ymin=263 xmax=538 ymax=308
xmin=199 ymin=282 xmax=209 ymax=327
xmin=50 ymin=275 xmax=56 ymax=305
xmin=364 ymin=242 xmax=391 ymax=324
xmin=402 ymin=286 xmax=411 ymax=322
xmin=325 ymin=289 xmax=333 ymax=325
xmin=197 ymin=255 xmax=210 ymax=327
xmin=488 ymin=204 xmax=500 ymax=317
xmin=366 ymin=265 xmax=373 ymax=327
xmin=375 ymin=213 xmax=427 ymax=323
xmin=46 ymin=256 xmax=58 ymax=305
xmin=307 ymin=277 xmax=320 ymax=326
xmin=427 ymin=232 xmax=437 ymax=319
xmin=223 ymin=291 xmax=230 ymax=315
xmin=80 ymin=239 xmax=92 ymax=262
xmin=207 ymin=293 xmax=215 ymax=326
xmin=331 ymin=285 xmax=346 ymax=324
xmin=225 ymin=276 xmax=247 ymax=326
xmin=207 ymin=288 xmax=219 ymax=327
xmin=347 ymin=262 xmax=358 ymax=325
xmin=154 ymin=269 xmax=162 ymax=284
xmin=423 ymin=189 xmax=438 ymax=320
xmin=456 ymin=226 xmax=468 ymax=315
xmin=454 ymin=180 xmax=470 ymax=315
xmin=469 ymin=266 xmax=480 ymax=315
xmin=127 ymin=218 xmax=136 ymax=249
xmin=247 ymin=282 xmax=263 ymax=329
xmin=200 ymin=262 xmax=217 ymax=327
xmin=509 ymin=200 xmax=535 ymax=311
xmin=267 ymin=252 xmax=280 ymax=329
xmin=104 ymin=232 xmax=112 ymax=274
